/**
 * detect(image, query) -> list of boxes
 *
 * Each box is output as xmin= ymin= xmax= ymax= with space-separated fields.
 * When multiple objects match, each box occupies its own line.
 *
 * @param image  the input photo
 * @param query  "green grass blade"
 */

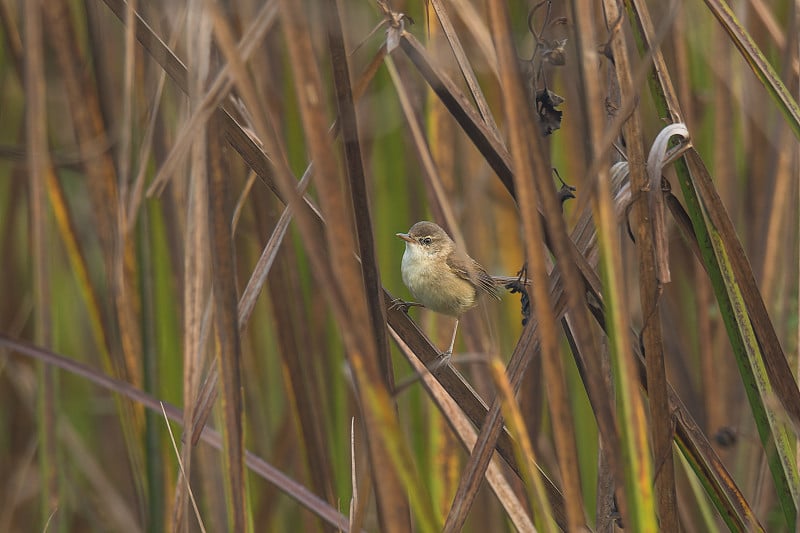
xmin=682 ymin=151 xmax=799 ymax=528
xmin=701 ymin=0 xmax=800 ymax=140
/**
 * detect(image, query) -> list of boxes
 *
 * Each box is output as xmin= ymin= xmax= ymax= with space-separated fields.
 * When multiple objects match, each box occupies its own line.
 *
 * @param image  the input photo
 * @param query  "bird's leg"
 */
xmin=389 ymin=298 xmax=424 ymax=313
xmin=425 ymin=319 xmax=459 ymax=374
xmin=391 ymin=318 xmax=458 ymax=397
xmin=413 ymin=318 xmax=461 ymax=376
xmin=443 ymin=318 xmax=459 ymax=358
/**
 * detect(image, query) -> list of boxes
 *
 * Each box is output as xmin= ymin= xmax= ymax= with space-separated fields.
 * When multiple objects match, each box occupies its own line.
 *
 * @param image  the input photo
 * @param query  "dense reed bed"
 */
xmin=1 ymin=0 xmax=799 ymax=531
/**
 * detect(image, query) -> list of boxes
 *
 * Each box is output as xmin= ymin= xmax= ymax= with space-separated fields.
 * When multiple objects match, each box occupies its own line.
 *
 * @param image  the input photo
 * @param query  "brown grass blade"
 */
xmin=428 ymin=0 xmax=501 ymax=139
xmin=24 ymin=0 xmax=58 ymax=527
xmin=183 ymin=36 xmax=382 ymax=520
xmin=191 ymin=7 xmax=346 ymax=499
xmin=181 ymin=0 xmax=322 ymax=460
xmin=604 ymin=1 xmax=678 ymax=528
xmin=348 ymin=417 xmax=372 ymax=533
xmin=204 ymin=3 xmax=357 ymax=530
xmin=117 ymin=0 xmax=136 ymax=207
xmin=757 ymin=128 xmax=798 ymax=310
xmin=447 ymin=0 xmax=497 ymax=77
xmin=173 ymin=7 xmax=213 ymax=530
xmin=207 ymin=119 xmax=247 ymax=532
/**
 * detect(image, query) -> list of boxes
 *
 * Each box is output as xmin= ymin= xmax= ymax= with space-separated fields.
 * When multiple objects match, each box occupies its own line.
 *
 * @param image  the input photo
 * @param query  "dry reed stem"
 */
xmin=605 ymin=1 xmax=678 ymax=528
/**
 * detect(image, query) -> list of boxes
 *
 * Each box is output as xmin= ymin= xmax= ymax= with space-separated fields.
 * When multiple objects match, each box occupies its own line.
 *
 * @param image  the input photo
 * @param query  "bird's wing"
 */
xmin=474 ymin=262 xmax=502 ymax=299
xmin=447 ymin=251 xmax=501 ymax=300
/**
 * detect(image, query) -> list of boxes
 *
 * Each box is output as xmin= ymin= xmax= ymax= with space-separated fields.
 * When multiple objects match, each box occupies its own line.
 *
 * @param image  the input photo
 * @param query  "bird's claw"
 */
xmin=427 ymin=351 xmax=452 ymax=374
xmin=389 ymin=298 xmax=422 ymax=313
xmin=388 ymin=298 xmax=409 ymax=312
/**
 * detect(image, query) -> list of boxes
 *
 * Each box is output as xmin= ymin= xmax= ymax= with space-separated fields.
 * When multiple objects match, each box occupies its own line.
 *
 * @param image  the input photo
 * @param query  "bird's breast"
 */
xmin=401 ymin=247 xmax=477 ymax=316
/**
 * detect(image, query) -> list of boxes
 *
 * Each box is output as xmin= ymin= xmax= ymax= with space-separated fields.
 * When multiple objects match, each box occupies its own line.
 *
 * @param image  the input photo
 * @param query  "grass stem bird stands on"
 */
xmin=396 ymin=221 xmax=520 ymax=357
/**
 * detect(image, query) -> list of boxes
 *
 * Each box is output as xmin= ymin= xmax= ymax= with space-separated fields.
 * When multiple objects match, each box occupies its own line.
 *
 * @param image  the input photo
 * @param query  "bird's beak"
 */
xmin=396 ymin=232 xmax=414 ymax=244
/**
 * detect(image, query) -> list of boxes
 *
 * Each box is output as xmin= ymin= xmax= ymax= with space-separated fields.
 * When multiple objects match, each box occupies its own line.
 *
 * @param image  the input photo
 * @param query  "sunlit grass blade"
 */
xmin=487 ymin=358 xmax=558 ymax=533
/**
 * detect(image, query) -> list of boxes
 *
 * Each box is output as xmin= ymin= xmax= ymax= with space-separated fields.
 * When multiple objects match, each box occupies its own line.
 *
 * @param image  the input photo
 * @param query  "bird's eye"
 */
xmin=420 ymin=237 xmax=432 ymax=245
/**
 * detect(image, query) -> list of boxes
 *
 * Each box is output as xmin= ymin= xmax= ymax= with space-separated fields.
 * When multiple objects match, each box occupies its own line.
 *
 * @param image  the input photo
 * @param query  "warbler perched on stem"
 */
xmin=396 ymin=221 xmax=518 ymax=356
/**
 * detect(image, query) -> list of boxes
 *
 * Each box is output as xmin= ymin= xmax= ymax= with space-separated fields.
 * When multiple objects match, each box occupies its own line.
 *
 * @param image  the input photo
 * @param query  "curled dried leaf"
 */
xmin=536 ymin=88 xmax=564 ymax=135
xmin=647 ymin=123 xmax=690 ymax=284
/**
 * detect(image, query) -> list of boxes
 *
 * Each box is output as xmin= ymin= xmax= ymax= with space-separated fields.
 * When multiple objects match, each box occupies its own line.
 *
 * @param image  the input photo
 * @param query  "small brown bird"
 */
xmin=396 ymin=221 xmax=503 ymax=356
